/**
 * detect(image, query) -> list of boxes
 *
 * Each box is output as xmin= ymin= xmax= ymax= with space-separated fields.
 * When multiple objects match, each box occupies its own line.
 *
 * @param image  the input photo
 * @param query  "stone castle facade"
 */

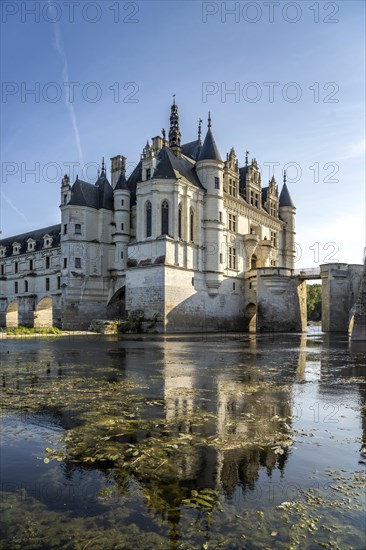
xmin=0 ymin=100 xmax=303 ymax=332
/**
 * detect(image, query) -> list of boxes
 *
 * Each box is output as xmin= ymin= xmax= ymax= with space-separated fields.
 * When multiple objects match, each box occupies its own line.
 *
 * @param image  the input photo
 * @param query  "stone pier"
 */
xmin=256 ymin=268 xmax=307 ymax=332
xmin=321 ymin=263 xmax=363 ymax=333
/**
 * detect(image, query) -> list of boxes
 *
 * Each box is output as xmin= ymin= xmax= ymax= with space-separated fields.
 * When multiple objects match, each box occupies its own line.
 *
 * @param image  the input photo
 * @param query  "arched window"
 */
xmin=251 ymin=254 xmax=257 ymax=270
xmin=190 ymin=208 xmax=194 ymax=242
xmin=25 ymin=280 xmax=28 ymax=293
xmin=146 ymin=201 xmax=152 ymax=238
xmin=161 ymin=200 xmax=169 ymax=235
xmin=178 ymin=203 xmax=183 ymax=239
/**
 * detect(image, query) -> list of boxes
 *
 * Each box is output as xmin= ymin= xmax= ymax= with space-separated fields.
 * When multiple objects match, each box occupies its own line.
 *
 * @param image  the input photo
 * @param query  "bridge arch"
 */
xmin=244 ymin=303 xmax=257 ymax=333
xmin=34 ymin=297 xmax=53 ymax=328
xmin=6 ymin=299 xmax=19 ymax=328
xmin=107 ymin=286 xmax=126 ymax=319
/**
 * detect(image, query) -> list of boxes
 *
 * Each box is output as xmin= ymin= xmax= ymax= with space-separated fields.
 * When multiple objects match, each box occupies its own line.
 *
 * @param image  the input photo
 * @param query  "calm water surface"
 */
xmin=1 ymin=330 xmax=365 ymax=549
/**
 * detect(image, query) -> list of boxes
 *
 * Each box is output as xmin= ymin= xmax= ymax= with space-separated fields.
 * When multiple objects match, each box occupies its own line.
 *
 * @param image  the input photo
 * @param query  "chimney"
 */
xmin=110 ymin=155 xmax=126 ymax=188
xmin=151 ymin=136 xmax=163 ymax=152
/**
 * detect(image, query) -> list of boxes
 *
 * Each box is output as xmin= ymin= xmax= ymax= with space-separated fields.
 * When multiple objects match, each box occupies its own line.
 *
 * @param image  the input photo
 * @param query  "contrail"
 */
xmin=50 ymin=6 xmax=85 ymax=168
xmin=1 ymin=191 xmax=30 ymax=226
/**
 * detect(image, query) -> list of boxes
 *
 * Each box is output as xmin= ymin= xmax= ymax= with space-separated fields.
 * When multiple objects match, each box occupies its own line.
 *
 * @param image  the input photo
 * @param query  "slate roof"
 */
xmin=96 ymin=173 xmax=114 ymax=210
xmin=115 ymin=170 xmax=129 ymax=190
xmin=197 ymin=128 xmax=222 ymax=162
xmin=0 ymin=224 xmax=61 ymax=257
xmin=261 ymin=187 xmax=269 ymax=212
xmin=181 ymin=139 xmax=202 ymax=161
xmin=279 ymin=183 xmax=295 ymax=207
xmin=154 ymin=147 xmax=204 ymax=189
xmin=68 ymin=175 xmax=114 ymax=210
xmin=126 ymin=160 xmax=142 ymax=206
xmin=239 ymin=166 xmax=248 ymax=193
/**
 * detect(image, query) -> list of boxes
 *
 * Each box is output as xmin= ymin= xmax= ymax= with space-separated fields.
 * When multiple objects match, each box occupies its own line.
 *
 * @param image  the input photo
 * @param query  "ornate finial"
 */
xmin=169 ymin=96 xmax=181 ymax=154
xmin=245 ymin=151 xmax=249 ymax=166
xmin=162 ymin=128 xmax=166 ymax=140
xmin=283 ymin=170 xmax=287 ymax=184
xmin=101 ymin=157 xmax=105 ymax=175
xmin=198 ymin=118 xmax=202 ymax=142
xmin=208 ymin=112 xmax=211 ymax=128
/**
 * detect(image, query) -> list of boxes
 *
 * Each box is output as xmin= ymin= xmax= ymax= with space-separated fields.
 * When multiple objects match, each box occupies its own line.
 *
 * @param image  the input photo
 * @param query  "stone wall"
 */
xmin=321 ymin=263 xmax=363 ymax=332
xmin=164 ymin=268 xmax=245 ymax=333
xmin=350 ymin=260 xmax=366 ymax=341
xmin=256 ymin=268 xmax=306 ymax=332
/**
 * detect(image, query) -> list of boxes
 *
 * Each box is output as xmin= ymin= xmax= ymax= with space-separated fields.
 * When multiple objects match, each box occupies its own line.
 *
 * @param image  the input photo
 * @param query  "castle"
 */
xmin=0 ymin=99 xmax=305 ymax=332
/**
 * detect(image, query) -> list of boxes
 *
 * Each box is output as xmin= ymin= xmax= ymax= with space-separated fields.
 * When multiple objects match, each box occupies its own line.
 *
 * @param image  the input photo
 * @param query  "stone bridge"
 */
xmin=252 ymin=263 xmax=364 ymax=334
xmin=0 ymin=293 xmax=62 ymax=329
xmin=294 ymin=263 xmax=364 ymax=331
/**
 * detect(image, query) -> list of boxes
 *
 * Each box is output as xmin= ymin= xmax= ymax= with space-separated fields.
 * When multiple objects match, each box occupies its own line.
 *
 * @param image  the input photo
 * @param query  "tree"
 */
xmin=307 ymin=284 xmax=322 ymax=321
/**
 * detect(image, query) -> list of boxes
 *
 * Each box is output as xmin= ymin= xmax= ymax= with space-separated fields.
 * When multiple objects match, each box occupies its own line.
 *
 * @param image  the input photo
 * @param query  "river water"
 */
xmin=1 ymin=329 xmax=365 ymax=549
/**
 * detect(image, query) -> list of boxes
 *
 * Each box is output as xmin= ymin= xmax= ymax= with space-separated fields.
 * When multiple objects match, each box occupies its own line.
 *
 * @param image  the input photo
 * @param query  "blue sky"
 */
xmin=1 ymin=0 xmax=365 ymax=267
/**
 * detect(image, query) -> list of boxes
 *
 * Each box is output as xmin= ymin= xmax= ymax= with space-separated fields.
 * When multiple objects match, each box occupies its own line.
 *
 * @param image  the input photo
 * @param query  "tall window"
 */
xmin=46 ymin=256 xmax=50 ymax=269
xmin=190 ymin=208 xmax=194 ymax=242
xmin=75 ymin=223 xmax=81 ymax=234
xmin=57 ymin=276 xmax=61 ymax=290
xmin=215 ymin=177 xmax=220 ymax=189
xmin=146 ymin=168 xmax=151 ymax=180
xmin=178 ymin=203 xmax=182 ymax=239
xmin=251 ymin=255 xmax=257 ymax=270
xmin=29 ymin=259 xmax=33 ymax=271
xmin=228 ymin=213 xmax=236 ymax=232
xmin=75 ymin=258 xmax=81 ymax=269
xmin=229 ymin=178 xmax=237 ymax=196
xmin=15 ymin=281 xmax=18 ymax=294
xmin=0 ymin=264 xmax=4 ymax=276
xmin=46 ymin=278 xmax=50 ymax=291
xmin=25 ymin=280 xmax=28 ymax=292
xmin=270 ymin=231 xmax=277 ymax=247
xmin=270 ymin=202 xmax=277 ymax=217
xmin=14 ymin=262 xmax=18 ymax=274
xmin=63 ymin=224 xmax=67 ymax=235
xmin=228 ymin=247 xmax=237 ymax=269
xmin=63 ymin=258 xmax=67 ymax=269
xmin=146 ymin=201 xmax=152 ymax=238
xmin=161 ymin=200 xmax=169 ymax=235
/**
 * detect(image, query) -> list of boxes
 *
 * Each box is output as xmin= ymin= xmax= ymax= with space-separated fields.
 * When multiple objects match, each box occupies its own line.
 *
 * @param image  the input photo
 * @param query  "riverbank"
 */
xmin=1 ymin=330 xmax=99 ymax=339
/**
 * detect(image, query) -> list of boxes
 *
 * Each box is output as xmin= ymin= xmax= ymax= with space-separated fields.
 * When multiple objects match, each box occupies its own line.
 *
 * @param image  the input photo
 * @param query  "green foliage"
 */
xmin=5 ymin=326 xmax=62 ymax=335
xmin=307 ymin=284 xmax=322 ymax=321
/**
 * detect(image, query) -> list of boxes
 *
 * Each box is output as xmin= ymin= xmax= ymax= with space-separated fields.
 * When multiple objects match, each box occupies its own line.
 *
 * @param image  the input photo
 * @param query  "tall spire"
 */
xmin=169 ymin=96 xmax=181 ymax=156
xmin=208 ymin=111 xmax=212 ymax=129
xmin=101 ymin=157 xmax=105 ymax=176
xmin=245 ymin=151 xmax=249 ymax=166
xmin=279 ymin=172 xmax=295 ymax=208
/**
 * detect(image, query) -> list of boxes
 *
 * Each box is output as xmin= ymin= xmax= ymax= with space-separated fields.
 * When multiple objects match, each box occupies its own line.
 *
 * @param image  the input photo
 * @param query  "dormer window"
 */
xmin=146 ymin=168 xmax=151 ymax=180
xmin=0 ymin=247 xmax=5 ymax=258
xmin=27 ymin=239 xmax=35 ymax=252
xmin=12 ymin=242 xmax=20 ymax=255
xmin=43 ymin=234 xmax=53 ymax=249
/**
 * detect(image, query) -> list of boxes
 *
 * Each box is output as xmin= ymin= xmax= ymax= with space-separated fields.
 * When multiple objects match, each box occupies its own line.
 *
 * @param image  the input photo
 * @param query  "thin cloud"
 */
xmin=340 ymin=139 xmax=366 ymax=161
xmin=50 ymin=5 xmax=84 ymax=168
xmin=1 ymin=191 xmax=30 ymax=226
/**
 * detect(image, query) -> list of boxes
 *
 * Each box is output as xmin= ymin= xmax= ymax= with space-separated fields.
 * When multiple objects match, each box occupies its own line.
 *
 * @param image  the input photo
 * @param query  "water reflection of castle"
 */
xmin=161 ymin=337 xmax=293 ymax=496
